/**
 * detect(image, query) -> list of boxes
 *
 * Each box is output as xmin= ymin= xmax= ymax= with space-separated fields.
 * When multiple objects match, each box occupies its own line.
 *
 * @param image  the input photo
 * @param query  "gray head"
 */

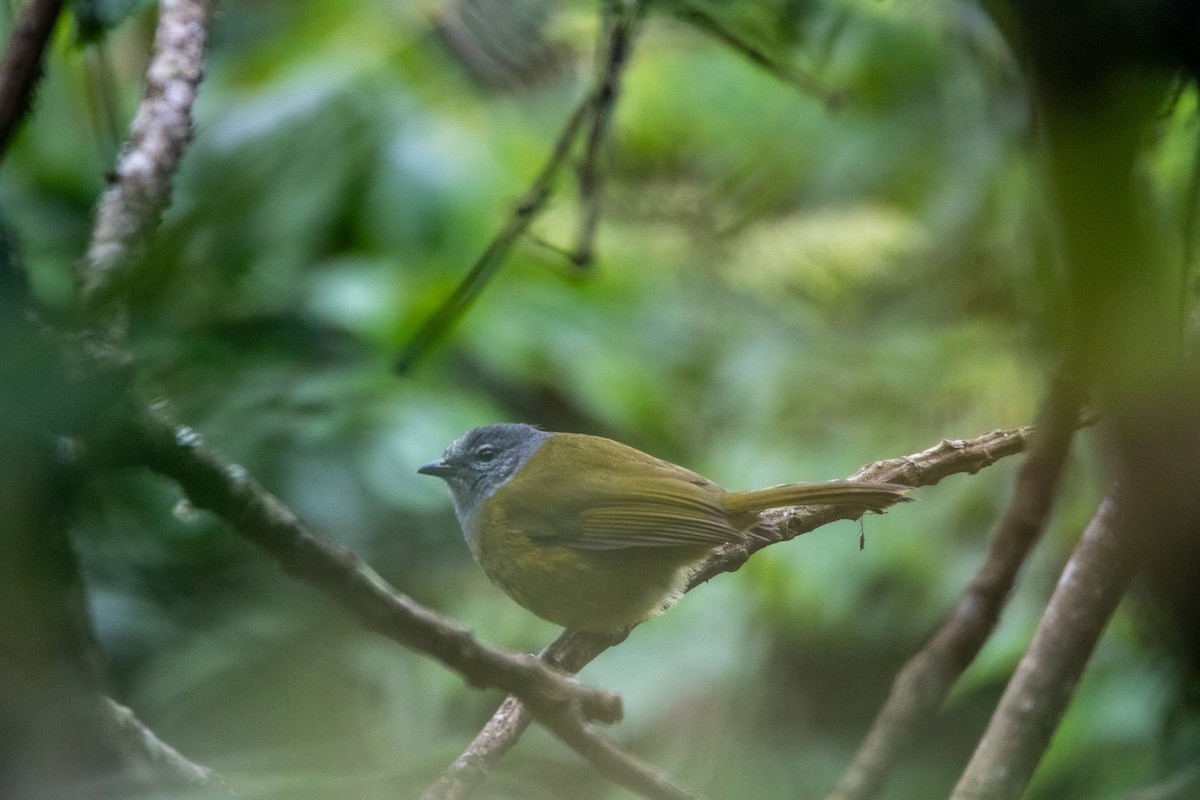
xmin=418 ymin=423 xmax=550 ymax=534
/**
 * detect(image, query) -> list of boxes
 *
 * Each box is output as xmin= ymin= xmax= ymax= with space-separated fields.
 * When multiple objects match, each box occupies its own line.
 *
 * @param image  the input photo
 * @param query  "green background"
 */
xmin=3 ymin=0 xmax=1195 ymax=797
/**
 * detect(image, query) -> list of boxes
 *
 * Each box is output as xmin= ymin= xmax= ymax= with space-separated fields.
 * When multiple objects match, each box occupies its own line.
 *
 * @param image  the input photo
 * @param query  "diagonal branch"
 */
xmin=78 ymin=0 xmax=213 ymax=316
xmin=951 ymin=492 xmax=1135 ymax=800
xmin=424 ymin=422 xmax=1041 ymax=800
xmin=0 ymin=0 xmax=64 ymax=160
xmin=103 ymin=697 xmax=230 ymax=793
xmin=825 ymin=366 xmax=1086 ymax=800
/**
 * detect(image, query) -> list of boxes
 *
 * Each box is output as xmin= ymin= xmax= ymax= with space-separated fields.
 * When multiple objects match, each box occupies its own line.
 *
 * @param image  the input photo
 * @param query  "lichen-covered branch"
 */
xmin=79 ymin=0 xmax=213 ymax=312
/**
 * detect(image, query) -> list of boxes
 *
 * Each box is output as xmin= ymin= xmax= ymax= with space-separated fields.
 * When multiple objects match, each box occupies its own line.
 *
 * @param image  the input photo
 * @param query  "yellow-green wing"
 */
xmin=500 ymin=433 xmax=743 ymax=551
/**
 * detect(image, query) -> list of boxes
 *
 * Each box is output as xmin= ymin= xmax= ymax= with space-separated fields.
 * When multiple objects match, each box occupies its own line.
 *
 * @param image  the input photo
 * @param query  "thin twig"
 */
xmin=126 ymin=399 xmax=623 ymax=727
xmin=571 ymin=0 xmax=641 ymax=267
xmin=0 ymin=0 xmax=64 ymax=160
xmin=670 ymin=0 xmax=844 ymax=109
xmin=424 ymin=423 xmax=1039 ymax=799
xmin=825 ymin=367 xmax=1086 ymax=800
xmin=951 ymin=493 xmax=1134 ymax=800
xmin=78 ymin=0 xmax=213 ymax=317
xmin=396 ymin=0 xmax=651 ymax=370
xmin=393 ymin=95 xmax=589 ymax=373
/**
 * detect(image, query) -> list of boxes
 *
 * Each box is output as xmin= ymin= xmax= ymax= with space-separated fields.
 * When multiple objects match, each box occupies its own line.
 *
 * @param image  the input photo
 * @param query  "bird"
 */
xmin=419 ymin=423 xmax=910 ymax=632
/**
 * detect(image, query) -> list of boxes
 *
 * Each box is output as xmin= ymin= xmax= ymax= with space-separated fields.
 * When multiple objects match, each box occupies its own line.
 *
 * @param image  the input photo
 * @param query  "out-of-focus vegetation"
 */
xmin=2 ymin=0 xmax=1197 ymax=798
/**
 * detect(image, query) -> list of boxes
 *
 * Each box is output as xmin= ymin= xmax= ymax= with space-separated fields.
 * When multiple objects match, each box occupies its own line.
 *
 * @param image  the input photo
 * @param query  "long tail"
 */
xmin=723 ymin=480 xmax=910 ymax=518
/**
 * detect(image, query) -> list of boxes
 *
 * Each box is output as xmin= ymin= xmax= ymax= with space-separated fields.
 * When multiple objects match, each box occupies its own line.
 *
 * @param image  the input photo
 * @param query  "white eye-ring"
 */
xmin=475 ymin=444 xmax=497 ymax=463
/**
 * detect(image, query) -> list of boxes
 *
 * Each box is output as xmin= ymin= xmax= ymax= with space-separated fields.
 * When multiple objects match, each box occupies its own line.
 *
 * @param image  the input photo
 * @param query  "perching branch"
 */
xmin=78 ymin=0 xmax=213 ymax=315
xmin=951 ymin=493 xmax=1135 ymax=800
xmin=689 ymin=421 xmax=1044 ymax=589
xmin=825 ymin=366 xmax=1086 ymax=800
xmin=425 ymin=422 xmax=1039 ymax=799
xmin=0 ymin=0 xmax=64 ymax=160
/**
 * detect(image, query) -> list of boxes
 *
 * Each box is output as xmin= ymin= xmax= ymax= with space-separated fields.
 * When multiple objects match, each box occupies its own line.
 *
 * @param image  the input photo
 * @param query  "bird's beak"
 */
xmin=418 ymin=458 xmax=453 ymax=477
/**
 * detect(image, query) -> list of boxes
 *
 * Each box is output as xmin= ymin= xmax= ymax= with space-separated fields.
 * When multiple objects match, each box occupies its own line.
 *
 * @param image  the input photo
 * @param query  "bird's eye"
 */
xmin=474 ymin=444 xmax=497 ymax=463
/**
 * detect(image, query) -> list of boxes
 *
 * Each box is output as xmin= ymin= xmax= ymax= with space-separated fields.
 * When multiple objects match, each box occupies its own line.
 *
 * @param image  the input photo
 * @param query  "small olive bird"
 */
xmin=420 ymin=423 xmax=909 ymax=632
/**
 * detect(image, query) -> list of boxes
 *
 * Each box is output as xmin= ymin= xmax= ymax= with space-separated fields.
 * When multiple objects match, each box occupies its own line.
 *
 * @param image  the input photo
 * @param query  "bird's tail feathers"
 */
xmin=723 ymin=481 xmax=910 ymax=518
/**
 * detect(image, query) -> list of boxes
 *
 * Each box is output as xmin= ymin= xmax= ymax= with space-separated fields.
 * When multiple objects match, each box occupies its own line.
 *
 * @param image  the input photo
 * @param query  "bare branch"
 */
xmin=951 ymin=493 xmax=1135 ymax=800
xmin=825 ymin=367 xmax=1086 ymax=800
xmin=78 ymin=0 xmax=213 ymax=314
xmin=0 ymin=0 xmax=64 ymax=160
xmin=425 ymin=423 xmax=1039 ymax=798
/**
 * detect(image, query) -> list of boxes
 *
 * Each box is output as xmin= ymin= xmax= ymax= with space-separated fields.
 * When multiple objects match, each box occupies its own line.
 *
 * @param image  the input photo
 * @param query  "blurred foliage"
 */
xmin=1 ymin=0 xmax=1197 ymax=798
